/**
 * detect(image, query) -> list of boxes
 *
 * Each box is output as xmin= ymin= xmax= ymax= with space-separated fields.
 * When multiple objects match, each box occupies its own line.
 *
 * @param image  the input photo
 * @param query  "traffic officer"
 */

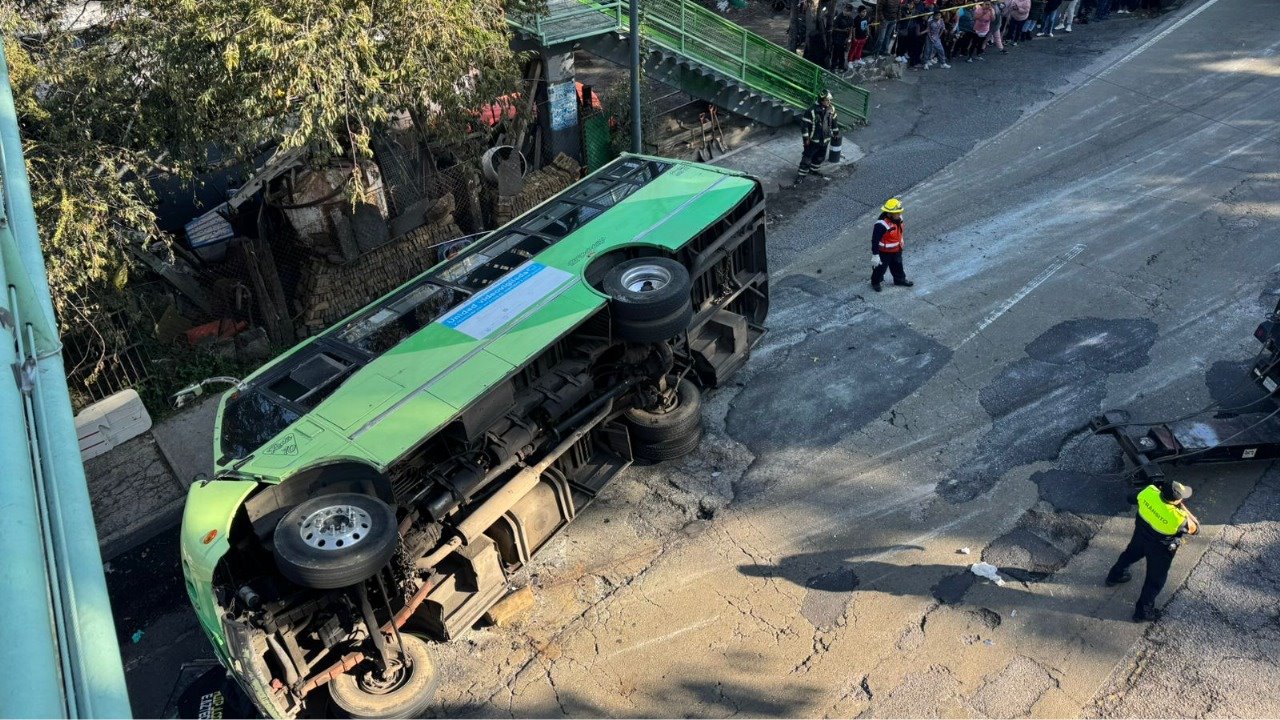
xmin=871 ymin=197 xmax=914 ymax=291
xmin=1105 ymin=480 xmax=1200 ymax=622
xmin=797 ymin=91 xmax=837 ymax=181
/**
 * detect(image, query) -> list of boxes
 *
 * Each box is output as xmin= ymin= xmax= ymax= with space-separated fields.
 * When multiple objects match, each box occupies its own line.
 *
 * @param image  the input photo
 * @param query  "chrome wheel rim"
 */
xmin=299 ymin=505 xmax=372 ymax=550
xmin=620 ymin=264 xmax=672 ymax=293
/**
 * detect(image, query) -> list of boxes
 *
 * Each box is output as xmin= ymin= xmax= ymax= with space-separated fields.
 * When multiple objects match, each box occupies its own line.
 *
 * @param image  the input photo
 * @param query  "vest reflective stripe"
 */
xmin=1136 ymin=485 xmax=1186 ymax=536
xmin=878 ymin=220 xmax=903 ymax=252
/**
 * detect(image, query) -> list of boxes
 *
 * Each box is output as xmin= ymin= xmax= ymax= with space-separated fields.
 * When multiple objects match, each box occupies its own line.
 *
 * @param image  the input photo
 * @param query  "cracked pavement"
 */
xmin=423 ymin=1 xmax=1280 ymax=715
xmin=106 ymin=0 xmax=1280 ymax=716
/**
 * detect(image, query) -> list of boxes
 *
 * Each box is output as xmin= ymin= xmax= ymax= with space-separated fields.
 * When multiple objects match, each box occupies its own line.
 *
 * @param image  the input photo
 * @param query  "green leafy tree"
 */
xmin=135 ymin=0 xmax=522 ymax=171
xmin=4 ymin=0 xmax=522 ymax=336
xmin=3 ymin=7 xmax=159 ymax=353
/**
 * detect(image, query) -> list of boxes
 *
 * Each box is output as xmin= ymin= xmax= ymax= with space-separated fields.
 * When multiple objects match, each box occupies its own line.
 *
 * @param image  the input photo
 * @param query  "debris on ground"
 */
xmin=970 ymin=562 xmax=1006 ymax=586
xmin=483 ymin=586 xmax=536 ymax=629
xmin=958 ymin=547 xmax=971 ymax=555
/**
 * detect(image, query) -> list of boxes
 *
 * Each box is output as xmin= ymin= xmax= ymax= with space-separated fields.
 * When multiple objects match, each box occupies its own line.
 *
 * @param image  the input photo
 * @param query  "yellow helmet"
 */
xmin=882 ymin=197 xmax=904 ymax=214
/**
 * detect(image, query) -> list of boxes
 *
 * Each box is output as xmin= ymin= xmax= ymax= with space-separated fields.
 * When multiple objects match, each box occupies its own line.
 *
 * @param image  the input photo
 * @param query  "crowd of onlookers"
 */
xmin=801 ymin=0 xmax=1167 ymax=73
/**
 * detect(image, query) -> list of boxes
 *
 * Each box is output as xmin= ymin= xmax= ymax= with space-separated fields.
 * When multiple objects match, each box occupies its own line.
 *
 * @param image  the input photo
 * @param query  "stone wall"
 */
xmin=293 ymin=153 xmax=583 ymax=337
xmin=486 ymin=153 xmax=582 ymax=228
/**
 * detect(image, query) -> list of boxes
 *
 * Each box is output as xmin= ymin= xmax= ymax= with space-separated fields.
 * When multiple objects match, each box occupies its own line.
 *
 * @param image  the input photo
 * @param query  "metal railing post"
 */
xmin=0 ymin=204 xmax=66 ymax=720
xmin=679 ymin=0 xmax=686 ymax=53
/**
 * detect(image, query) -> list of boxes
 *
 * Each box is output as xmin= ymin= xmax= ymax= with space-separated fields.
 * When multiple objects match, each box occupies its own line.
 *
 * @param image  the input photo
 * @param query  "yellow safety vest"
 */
xmin=1136 ymin=485 xmax=1186 ymax=536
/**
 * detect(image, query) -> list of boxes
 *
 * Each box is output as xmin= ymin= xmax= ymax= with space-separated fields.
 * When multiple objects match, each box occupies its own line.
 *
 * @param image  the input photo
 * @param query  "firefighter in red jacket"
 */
xmin=871 ymin=197 xmax=914 ymax=292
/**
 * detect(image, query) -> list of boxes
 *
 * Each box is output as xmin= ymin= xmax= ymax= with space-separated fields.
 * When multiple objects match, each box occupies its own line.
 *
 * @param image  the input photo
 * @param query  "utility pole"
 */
xmin=629 ymin=0 xmax=642 ymax=153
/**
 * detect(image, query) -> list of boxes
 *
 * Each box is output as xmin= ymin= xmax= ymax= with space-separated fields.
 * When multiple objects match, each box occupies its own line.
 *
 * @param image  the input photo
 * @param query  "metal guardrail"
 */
xmin=639 ymin=0 xmax=870 ymax=124
xmin=508 ymin=0 xmax=627 ymax=45
xmin=509 ymin=0 xmax=870 ymax=125
xmin=0 ymin=44 xmax=133 ymax=719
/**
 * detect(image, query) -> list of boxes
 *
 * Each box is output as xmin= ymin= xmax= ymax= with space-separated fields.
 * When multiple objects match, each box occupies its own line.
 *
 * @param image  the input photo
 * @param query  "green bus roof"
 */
xmin=212 ymin=155 xmax=758 ymax=482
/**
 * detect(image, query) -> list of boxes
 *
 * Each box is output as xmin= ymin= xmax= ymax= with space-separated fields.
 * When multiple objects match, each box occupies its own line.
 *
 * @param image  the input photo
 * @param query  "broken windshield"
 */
xmin=332 ymin=280 xmax=463 ymax=354
xmin=220 ymin=389 xmax=301 ymax=461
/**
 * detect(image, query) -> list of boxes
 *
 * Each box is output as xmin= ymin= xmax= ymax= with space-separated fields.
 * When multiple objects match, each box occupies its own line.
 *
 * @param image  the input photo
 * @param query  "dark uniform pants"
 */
xmin=798 ymin=140 xmax=828 ymax=175
xmin=830 ymin=42 xmax=850 ymax=70
xmin=872 ymin=252 xmax=907 ymax=285
xmin=1108 ymin=531 xmax=1176 ymax=612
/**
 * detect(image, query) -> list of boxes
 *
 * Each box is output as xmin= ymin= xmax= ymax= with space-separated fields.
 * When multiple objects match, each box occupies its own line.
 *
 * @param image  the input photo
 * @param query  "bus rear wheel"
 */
xmin=604 ymin=258 xmax=694 ymax=343
xmin=329 ymin=634 xmax=439 ymax=719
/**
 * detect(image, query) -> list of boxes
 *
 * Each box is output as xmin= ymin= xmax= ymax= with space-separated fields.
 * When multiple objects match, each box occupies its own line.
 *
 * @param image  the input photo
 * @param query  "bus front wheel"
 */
xmin=329 ymin=634 xmax=440 ymax=719
xmin=625 ymin=378 xmax=704 ymax=462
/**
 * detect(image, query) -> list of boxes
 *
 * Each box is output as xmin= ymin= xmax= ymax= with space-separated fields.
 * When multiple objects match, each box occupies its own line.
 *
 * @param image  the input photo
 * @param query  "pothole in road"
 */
xmin=981 ymin=504 xmax=1096 ymax=583
xmin=938 ymin=317 xmax=1158 ymax=504
xmin=727 ymin=275 xmax=952 ymax=462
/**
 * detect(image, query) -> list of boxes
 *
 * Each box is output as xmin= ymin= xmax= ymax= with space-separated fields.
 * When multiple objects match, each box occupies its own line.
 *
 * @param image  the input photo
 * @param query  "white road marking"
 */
xmin=606 ymin=615 xmax=718 ymax=658
xmin=957 ymin=243 xmax=1087 ymax=349
xmin=1097 ymin=0 xmax=1226 ymax=79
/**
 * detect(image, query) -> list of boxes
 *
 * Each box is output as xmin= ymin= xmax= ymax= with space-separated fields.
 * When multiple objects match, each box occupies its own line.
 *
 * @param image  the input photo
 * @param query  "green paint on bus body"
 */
xmin=180 ymin=156 xmax=758 ymax=704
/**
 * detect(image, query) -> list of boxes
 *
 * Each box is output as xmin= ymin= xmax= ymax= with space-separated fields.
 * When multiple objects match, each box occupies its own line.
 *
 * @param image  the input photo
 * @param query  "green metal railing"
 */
xmin=509 ymin=0 xmax=628 ymax=45
xmin=640 ymin=0 xmax=869 ymax=124
xmin=0 ymin=44 xmax=133 ymax=719
xmin=509 ymin=0 xmax=629 ymax=44
xmin=509 ymin=0 xmax=871 ymax=125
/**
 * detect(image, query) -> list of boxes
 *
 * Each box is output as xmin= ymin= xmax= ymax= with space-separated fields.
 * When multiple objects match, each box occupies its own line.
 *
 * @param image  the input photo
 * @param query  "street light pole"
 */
xmin=629 ymin=0 xmax=642 ymax=153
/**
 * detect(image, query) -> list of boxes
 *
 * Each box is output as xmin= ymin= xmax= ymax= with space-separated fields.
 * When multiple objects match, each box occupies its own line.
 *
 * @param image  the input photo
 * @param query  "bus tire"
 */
xmin=614 ymin=303 xmax=694 ymax=343
xmin=626 ymin=379 xmax=703 ymax=460
xmin=604 ymin=258 xmax=692 ymax=322
xmin=634 ymin=427 xmax=704 ymax=462
xmin=272 ymin=493 xmax=399 ymax=590
xmin=329 ymin=634 xmax=439 ymax=719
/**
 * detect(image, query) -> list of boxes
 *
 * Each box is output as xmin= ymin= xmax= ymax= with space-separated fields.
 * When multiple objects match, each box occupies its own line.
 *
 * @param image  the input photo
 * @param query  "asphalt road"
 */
xmin=107 ymin=0 xmax=1280 ymax=716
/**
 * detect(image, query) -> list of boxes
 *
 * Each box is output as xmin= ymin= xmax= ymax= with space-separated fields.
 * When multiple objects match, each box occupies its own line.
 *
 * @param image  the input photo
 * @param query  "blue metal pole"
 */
xmin=0 ymin=44 xmax=133 ymax=718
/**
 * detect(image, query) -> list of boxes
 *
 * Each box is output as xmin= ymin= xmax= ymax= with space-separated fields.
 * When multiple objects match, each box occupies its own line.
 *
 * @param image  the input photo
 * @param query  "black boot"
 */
xmin=894 ymin=279 xmax=915 ymax=287
xmin=1105 ymin=571 xmax=1132 ymax=587
xmin=872 ymin=282 xmax=882 ymax=292
xmin=1133 ymin=604 xmax=1163 ymax=622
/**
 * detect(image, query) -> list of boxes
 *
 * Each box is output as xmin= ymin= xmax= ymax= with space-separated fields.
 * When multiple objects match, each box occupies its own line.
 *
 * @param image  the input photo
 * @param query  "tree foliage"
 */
xmin=3 ymin=8 xmax=158 ymax=332
xmin=3 ymin=0 xmax=522 ymax=333
xmin=135 ymin=0 xmax=521 ymax=170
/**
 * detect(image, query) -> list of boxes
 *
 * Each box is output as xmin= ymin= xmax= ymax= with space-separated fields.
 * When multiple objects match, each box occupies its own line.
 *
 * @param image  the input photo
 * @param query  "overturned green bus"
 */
xmin=180 ymin=155 xmax=769 ymax=718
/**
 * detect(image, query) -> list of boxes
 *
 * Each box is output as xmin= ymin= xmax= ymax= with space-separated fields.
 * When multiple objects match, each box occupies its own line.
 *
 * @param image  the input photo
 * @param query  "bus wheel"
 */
xmin=272 ymin=493 xmax=399 ymax=590
xmin=329 ymin=634 xmax=439 ymax=719
xmin=625 ymin=378 xmax=704 ymax=462
xmin=604 ymin=258 xmax=693 ymax=342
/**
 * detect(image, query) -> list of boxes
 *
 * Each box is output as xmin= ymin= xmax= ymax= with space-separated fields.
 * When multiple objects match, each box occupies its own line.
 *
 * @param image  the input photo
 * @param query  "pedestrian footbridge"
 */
xmin=509 ymin=0 xmax=870 ymax=128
